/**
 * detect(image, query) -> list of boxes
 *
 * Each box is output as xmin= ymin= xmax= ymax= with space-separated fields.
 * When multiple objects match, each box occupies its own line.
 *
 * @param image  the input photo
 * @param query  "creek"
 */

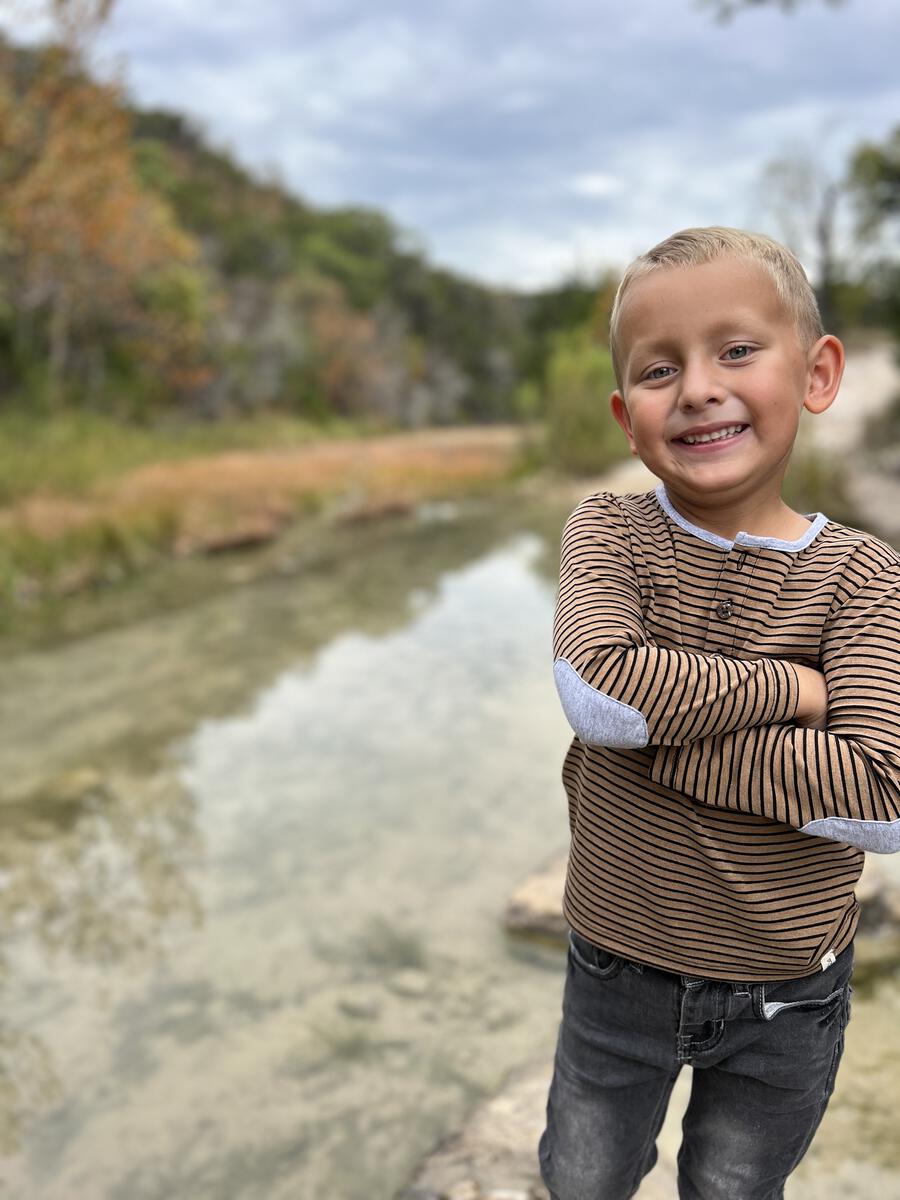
xmin=0 ymin=492 xmax=576 ymax=1199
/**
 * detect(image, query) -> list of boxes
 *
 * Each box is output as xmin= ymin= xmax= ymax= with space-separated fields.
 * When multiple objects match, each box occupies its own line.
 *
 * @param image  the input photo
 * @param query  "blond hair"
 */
xmin=608 ymin=226 xmax=824 ymax=388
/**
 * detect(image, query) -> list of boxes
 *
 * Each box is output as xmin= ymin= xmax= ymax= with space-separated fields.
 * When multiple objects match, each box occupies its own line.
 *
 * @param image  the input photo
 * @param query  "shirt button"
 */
xmin=716 ymin=599 xmax=734 ymax=619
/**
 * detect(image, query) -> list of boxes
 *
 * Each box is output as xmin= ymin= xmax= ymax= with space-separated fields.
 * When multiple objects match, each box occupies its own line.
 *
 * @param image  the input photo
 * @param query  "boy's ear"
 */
xmin=610 ymin=391 xmax=639 ymax=455
xmin=803 ymin=335 xmax=844 ymax=416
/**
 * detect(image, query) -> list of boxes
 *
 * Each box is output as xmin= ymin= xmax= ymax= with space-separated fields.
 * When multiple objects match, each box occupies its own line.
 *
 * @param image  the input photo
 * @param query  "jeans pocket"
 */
xmin=823 ymin=988 xmax=851 ymax=1100
xmin=761 ymin=985 xmax=846 ymax=1022
xmin=567 ymin=930 xmax=625 ymax=980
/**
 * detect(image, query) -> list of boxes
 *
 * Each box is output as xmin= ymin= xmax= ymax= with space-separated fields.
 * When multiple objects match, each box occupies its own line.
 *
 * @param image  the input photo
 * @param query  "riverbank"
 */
xmin=0 ymin=420 xmax=542 ymax=647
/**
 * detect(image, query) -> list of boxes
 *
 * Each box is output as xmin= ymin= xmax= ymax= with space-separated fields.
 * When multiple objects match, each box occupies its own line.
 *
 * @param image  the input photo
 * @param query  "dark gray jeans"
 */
xmin=538 ymin=930 xmax=853 ymax=1200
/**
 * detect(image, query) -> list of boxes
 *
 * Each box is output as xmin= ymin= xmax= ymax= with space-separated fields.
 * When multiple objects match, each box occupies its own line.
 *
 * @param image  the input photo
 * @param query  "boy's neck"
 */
xmin=661 ymin=485 xmax=811 ymax=543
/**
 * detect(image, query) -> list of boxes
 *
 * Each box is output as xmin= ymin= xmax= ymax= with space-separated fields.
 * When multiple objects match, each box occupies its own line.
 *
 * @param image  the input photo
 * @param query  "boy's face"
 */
xmin=610 ymin=256 xmax=836 ymax=509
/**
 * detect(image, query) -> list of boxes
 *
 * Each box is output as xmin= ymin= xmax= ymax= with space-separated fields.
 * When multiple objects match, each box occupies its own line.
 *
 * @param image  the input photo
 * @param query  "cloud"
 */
xmin=20 ymin=0 xmax=895 ymax=287
xmin=569 ymin=173 xmax=625 ymax=199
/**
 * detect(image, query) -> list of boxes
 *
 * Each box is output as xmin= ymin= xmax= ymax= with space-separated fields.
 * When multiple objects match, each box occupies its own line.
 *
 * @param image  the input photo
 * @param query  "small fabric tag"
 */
xmin=820 ymin=950 xmax=837 ymax=971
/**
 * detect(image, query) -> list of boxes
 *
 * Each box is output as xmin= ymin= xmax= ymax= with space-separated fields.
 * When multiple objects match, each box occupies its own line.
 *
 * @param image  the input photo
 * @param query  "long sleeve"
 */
xmin=553 ymin=493 xmax=800 ymax=749
xmin=650 ymin=562 xmax=900 ymax=852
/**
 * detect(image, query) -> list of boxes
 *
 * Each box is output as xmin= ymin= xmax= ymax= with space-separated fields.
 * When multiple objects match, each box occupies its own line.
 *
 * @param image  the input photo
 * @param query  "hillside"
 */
xmin=0 ymin=33 xmax=601 ymax=427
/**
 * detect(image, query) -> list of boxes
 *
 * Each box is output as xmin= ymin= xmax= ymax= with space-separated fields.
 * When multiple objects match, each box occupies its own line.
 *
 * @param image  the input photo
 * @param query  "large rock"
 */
xmin=854 ymin=853 xmax=900 ymax=935
xmin=504 ymin=859 xmax=568 ymax=940
xmin=400 ymin=1058 xmax=683 ymax=1200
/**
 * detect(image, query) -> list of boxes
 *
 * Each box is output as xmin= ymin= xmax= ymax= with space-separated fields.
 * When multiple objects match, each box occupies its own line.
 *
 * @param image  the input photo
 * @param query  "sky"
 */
xmin=11 ymin=0 xmax=900 ymax=290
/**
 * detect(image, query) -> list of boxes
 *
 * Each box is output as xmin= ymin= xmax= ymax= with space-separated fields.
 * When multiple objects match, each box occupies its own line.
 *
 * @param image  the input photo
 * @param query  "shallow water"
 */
xmin=0 ymin=495 xmax=577 ymax=1199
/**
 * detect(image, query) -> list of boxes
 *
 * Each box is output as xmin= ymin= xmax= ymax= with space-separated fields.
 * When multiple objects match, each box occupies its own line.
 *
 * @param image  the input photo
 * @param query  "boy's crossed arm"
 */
xmin=649 ymin=567 xmax=900 ymax=853
xmin=553 ymin=495 xmax=900 ymax=853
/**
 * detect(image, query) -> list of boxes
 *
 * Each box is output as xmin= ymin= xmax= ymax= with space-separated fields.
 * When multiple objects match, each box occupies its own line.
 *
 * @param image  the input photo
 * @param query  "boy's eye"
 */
xmin=644 ymin=365 xmax=674 ymax=381
xmin=724 ymin=345 xmax=752 ymax=360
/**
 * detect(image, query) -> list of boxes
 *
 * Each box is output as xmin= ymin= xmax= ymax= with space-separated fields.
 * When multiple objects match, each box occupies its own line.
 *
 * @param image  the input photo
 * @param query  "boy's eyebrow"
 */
xmin=626 ymin=314 xmax=772 ymax=361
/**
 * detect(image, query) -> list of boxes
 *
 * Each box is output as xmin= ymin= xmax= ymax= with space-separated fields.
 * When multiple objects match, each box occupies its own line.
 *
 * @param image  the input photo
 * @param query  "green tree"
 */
xmin=848 ymin=126 xmax=900 ymax=237
xmin=848 ymin=125 xmax=900 ymax=332
xmin=543 ymin=331 xmax=625 ymax=475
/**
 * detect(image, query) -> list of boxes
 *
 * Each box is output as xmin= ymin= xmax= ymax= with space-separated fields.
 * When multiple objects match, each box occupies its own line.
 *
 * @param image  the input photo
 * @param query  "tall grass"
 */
xmin=0 ymin=410 xmax=374 ymax=506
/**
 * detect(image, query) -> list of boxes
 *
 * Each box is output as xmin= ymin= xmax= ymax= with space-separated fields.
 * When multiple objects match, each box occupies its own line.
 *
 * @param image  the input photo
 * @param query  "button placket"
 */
xmin=705 ymin=543 xmax=755 ymax=653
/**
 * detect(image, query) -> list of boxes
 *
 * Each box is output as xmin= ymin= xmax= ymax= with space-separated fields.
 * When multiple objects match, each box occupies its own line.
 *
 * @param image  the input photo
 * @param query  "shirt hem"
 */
xmin=562 ymin=892 xmax=859 ymax=983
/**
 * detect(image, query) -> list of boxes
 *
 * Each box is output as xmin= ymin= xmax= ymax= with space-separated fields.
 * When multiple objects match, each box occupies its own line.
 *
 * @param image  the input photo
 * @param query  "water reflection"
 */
xmin=0 ymin=497 xmax=576 ymax=1198
xmin=0 ymin=768 xmax=202 ymax=1159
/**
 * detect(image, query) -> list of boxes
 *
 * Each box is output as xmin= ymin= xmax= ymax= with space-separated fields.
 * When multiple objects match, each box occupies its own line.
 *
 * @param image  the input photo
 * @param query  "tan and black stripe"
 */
xmin=553 ymin=485 xmax=900 ymax=981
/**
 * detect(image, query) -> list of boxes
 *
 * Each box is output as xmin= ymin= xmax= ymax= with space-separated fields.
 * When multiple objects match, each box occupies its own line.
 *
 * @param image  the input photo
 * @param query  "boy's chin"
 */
xmin=656 ymin=464 xmax=769 ymax=499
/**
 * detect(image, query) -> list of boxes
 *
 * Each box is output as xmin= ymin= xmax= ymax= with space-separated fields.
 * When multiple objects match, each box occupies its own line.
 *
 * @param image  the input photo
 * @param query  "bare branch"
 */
xmin=700 ymin=0 xmax=845 ymax=21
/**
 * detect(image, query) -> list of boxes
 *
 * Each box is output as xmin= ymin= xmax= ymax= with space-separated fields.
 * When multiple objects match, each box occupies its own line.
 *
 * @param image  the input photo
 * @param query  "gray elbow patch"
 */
xmin=553 ymin=658 xmax=649 ymax=749
xmin=800 ymin=815 xmax=900 ymax=854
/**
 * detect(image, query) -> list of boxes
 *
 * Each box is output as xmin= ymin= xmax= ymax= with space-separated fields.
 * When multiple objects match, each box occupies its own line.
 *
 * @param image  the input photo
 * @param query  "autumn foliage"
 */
xmin=0 ymin=3 xmax=213 ymax=410
xmin=0 ymin=2 xmax=544 ymax=426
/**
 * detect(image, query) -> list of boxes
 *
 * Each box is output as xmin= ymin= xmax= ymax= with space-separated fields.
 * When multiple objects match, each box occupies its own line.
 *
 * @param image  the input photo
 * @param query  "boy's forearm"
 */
xmin=651 ymin=720 xmax=900 ymax=853
xmin=554 ymin=500 xmax=803 ymax=750
xmin=554 ymin=643 xmax=800 ymax=750
xmin=789 ymin=662 xmax=828 ymax=727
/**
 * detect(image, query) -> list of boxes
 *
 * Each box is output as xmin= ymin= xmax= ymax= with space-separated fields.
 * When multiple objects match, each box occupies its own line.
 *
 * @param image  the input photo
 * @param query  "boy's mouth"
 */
xmin=673 ymin=423 xmax=749 ymax=450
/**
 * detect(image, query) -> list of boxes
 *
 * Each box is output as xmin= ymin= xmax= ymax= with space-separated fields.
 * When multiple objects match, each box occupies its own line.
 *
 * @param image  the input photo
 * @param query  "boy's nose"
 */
xmin=678 ymin=361 xmax=726 ymax=409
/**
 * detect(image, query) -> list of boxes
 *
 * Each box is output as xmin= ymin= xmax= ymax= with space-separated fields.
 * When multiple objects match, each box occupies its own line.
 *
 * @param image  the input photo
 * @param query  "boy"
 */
xmin=538 ymin=226 xmax=900 ymax=1200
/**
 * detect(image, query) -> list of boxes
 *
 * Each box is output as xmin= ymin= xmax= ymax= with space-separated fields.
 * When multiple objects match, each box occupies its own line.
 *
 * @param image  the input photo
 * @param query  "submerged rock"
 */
xmin=2 ymin=765 xmax=114 ymax=816
xmin=388 ymin=969 xmax=431 ymax=999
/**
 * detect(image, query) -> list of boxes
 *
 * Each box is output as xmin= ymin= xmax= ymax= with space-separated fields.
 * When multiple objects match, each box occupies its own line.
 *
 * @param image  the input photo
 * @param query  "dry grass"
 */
xmin=0 ymin=426 xmax=529 ymax=611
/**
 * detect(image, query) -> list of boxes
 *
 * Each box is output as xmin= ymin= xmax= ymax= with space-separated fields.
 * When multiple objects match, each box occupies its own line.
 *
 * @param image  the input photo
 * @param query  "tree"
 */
xmin=755 ymin=147 xmax=843 ymax=331
xmin=543 ymin=331 xmax=624 ymax=475
xmin=848 ymin=126 xmax=900 ymax=237
xmin=0 ymin=4 xmax=208 ymax=408
xmin=0 ymin=0 xmax=116 ymax=45
xmin=846 ymin=126 xmax=900 ymax=338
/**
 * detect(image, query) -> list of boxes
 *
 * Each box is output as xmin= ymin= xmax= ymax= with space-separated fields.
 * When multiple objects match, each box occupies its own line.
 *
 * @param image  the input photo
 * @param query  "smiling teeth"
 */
xmin=681 ymin=424 xmax=746 ymax=445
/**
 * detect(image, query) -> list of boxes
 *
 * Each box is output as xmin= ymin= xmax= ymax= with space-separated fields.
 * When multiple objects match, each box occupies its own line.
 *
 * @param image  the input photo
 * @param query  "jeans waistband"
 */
xmin=568 ymin=928 xmax=853 ymax=991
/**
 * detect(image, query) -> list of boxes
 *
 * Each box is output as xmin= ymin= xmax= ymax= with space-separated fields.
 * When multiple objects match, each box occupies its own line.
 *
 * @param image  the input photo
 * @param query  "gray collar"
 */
xmin=654 ymin=483 xmax=828 ymax=552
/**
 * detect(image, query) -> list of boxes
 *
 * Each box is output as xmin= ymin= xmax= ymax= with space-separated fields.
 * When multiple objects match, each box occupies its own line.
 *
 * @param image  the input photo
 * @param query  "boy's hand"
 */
xmin=790 ymin=663 xmax=828 ymax=730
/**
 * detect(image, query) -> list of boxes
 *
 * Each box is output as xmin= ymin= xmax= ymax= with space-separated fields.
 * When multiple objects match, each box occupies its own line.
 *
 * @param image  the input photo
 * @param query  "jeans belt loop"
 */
xmin=751 ymin=982 xmax=767 ymax=1021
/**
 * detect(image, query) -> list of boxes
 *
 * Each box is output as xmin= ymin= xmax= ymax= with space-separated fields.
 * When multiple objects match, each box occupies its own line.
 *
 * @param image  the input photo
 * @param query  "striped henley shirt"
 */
xmin=553 ymin=482 xmax=900 ymax=981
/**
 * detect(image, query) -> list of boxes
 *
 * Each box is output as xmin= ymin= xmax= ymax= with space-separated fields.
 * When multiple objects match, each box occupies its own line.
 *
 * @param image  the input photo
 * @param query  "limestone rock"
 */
xmin=855 ymin=854 xmax=900 ymax=936
xmin=401 ymin=1057 xmax=681 ymax=1200
xmin=503 ymin=859 xmax=567 ymax=940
